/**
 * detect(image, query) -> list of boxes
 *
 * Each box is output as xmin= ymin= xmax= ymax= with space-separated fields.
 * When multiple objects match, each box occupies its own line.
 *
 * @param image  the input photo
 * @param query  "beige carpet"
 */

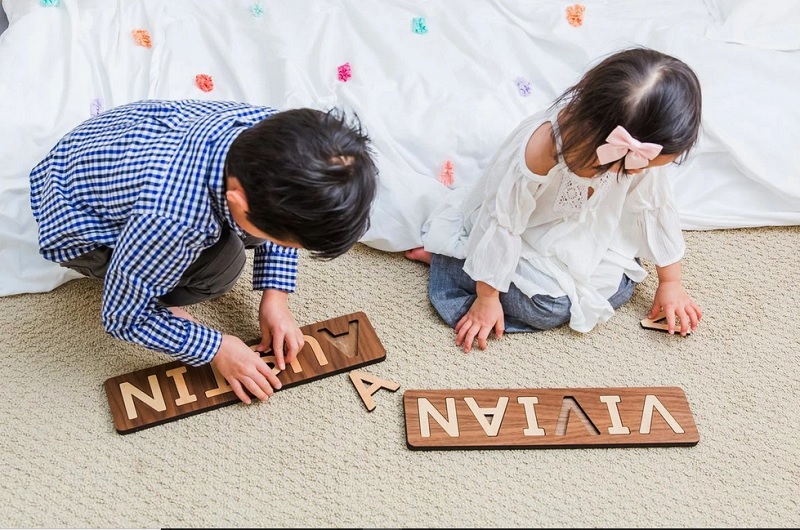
xmin=1 ymin=226 xmax=798 ymax=528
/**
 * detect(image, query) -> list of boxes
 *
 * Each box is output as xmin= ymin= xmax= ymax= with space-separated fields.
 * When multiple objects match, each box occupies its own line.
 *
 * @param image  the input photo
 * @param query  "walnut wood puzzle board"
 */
xmin=404 ymin=387 xmax=699 ymax=450
xmin=105 ymin=311 xmax=385 ymax=434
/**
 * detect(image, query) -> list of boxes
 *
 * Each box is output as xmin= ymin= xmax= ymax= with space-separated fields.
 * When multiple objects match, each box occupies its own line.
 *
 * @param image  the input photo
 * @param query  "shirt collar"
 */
xmin=208 ymin=126 xmax=248 ymax=239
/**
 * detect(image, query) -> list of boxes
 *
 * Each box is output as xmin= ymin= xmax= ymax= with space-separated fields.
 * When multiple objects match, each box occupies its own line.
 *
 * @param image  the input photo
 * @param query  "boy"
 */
xmin=30 ymin=99 xmax=378 ymax=405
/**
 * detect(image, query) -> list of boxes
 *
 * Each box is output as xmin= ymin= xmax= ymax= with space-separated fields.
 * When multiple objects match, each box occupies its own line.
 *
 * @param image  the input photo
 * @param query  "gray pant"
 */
xmin=428 ymin=254 xmax=636 ymax=333
xmin=60 ymin=226 xmax=264 ymax=306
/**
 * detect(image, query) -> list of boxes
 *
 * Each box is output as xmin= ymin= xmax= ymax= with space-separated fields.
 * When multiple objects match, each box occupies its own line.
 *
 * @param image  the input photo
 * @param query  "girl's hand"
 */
xmin=648 ymin=280 xmax=702 ymax=336
xmin=257 ymin=289 xmax=305 ymax=370
xmin=455 ymin=282 xmax=505 ymax=352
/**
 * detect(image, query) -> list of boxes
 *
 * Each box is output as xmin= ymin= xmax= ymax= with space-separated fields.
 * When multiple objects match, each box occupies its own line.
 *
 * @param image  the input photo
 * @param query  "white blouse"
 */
xmin=420 ymin=108 xmax=686 ymax=332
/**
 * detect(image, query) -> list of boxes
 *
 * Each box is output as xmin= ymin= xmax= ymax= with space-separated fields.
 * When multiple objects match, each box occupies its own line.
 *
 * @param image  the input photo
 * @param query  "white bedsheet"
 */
xmin=1 ymin=0 xmax=798 ymax=296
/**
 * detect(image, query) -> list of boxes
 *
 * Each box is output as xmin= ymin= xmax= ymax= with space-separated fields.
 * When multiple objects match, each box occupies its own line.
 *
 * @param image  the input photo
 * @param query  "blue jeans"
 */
xmin=428 ymin=254 xmax=636 ymax=332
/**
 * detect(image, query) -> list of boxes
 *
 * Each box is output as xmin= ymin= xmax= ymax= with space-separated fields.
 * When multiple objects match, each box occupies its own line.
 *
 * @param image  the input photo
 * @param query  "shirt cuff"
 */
xmin=252 ymin=242 xmax=299 ymax=292
xmin=174 ymin=321 xmax=223 ymax=367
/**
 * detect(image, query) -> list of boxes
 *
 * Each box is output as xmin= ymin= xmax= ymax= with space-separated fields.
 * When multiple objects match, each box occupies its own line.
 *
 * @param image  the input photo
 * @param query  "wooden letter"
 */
xmin=165 ymin=367 xmax=197 ymax=406
xmin=249 ymin=343 xmax=302 ymax=374
xmin=464 ymin=397 xmax=508 ymax=437
xmin=600 ymin=395 xmax=630 ymax=435
xmin=640 ymin=394 xmax=685 ymax=434
xmin=258 ymin=354 xmax=283 ymax=376
xmin=120 ymin=375 xmax=166 ymax=420
xmin=288 ymin=358 xmax=303 ymax=373
xmin=517 ymin=396 xmax=546 ymax=436
xmin=205 ymin=362 xmax=233 ymax=398
xmin=349 ymin=370 xmax=400 ymax=411
xmin=304 ymin=335 xmax=329 ymax=367
xmin=418 ymin=397 xmax=459 ymax=438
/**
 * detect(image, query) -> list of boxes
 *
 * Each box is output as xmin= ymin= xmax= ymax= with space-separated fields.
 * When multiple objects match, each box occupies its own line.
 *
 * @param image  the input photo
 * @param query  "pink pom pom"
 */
xmin=195 ymin=74 xmax=214 ymax=92
xmin=337 ymin=62 xmax=352 ymax=82
xmin=438 ymin=160 xmax=455 ymax=187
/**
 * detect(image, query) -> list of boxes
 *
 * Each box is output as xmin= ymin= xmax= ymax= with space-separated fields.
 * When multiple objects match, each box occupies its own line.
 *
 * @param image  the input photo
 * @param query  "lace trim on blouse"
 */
xmin=549 ymin=113 xmax=611 ymax=218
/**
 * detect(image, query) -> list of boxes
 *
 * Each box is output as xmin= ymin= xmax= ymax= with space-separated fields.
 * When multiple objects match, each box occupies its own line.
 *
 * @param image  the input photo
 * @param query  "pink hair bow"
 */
xmin=595 ymin=126 xmax=663 ymax=170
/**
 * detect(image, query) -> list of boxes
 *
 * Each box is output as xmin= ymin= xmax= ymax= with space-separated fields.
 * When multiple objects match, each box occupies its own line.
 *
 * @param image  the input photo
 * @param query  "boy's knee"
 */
xmin=201 ymin=247 xmax=247 ymax=298
xmin=159 ymin=253 xmax=245 ymax=306
xmin=59 ymin=246 xmax=113 ymax=280
xmin=160 ymin=230 xmax=247 ymax=306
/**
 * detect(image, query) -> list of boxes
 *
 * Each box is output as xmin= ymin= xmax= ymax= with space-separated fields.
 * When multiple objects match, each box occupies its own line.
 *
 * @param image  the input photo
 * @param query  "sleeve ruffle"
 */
xmin=624 ymin=171 xmax=686 ymax=267
xmin=463 ymin=167 xmax=549 ymax=292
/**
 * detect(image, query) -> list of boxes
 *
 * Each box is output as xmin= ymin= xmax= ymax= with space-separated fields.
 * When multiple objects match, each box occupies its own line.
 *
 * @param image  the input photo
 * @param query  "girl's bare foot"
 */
xmin=404 ymin=247 xmax=432 ymax=265
xmin=168 ymin=306 xmax=200 ymax=323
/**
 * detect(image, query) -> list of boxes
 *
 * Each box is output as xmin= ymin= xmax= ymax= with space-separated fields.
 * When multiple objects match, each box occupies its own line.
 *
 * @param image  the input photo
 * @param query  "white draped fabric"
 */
xmin=1 ymin=0 xmax=798 ymax=296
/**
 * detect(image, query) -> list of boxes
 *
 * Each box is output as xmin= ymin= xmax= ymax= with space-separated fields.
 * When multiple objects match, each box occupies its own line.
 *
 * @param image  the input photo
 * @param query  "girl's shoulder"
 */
xmin=523 ymin=119 xmax=558 ymax=178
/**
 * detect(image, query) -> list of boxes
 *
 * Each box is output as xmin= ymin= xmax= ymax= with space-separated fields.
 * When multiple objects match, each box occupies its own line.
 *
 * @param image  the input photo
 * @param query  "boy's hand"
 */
xmin=212 ymin=334 xmax=282 ymax=404
xmin=455 ymin=281 xmax=505 ymax=353
xmin=257 ymin=289 xmax=304 ymax=371
xmin=648 ymin=280 xmax=702 ymax=336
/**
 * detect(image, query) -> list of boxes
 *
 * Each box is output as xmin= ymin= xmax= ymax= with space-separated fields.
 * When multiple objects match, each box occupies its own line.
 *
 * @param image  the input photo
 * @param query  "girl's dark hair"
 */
xmin=226 ymin=107 xmax=378 ymax=259
xmin=551 ymin=47 xmax=702 ymax=175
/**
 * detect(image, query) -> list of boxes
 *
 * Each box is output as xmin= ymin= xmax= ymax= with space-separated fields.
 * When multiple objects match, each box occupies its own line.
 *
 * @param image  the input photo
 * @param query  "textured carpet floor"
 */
xmin=1 ymin=227 xmax=798 ymax=528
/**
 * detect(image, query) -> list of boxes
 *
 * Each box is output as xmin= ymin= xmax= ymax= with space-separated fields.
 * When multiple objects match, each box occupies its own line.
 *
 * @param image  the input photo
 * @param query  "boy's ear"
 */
xmin=225 ymin=176 xmax=249 ymax=213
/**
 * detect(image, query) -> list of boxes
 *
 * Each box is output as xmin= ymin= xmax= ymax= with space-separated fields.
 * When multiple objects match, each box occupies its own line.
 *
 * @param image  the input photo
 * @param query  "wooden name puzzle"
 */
xmin=104 ymin=312 xmax=385 ymax=434
xmin=404 ymin=387 xmax=698 ymax=450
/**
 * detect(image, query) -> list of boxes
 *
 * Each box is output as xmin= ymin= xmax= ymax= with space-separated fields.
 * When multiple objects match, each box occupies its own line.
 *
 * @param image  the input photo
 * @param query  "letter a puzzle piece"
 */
xmin=640 ymin=310 xmax=691 ymax=335
xmin=349 ymin=370 xmax=400 ymax=411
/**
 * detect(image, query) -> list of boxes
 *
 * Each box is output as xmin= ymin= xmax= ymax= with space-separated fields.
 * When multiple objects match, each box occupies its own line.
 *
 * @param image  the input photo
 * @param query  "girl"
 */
xmin=406 ymin=47 xmax=704 ymax=352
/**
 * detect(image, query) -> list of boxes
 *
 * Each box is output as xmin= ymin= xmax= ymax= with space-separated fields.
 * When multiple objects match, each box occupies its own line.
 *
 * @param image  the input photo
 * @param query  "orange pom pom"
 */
xmin=131 ymin=29 xmax=152 ymax=48
xmin=566 ymin=4 xmax=586 ymax=27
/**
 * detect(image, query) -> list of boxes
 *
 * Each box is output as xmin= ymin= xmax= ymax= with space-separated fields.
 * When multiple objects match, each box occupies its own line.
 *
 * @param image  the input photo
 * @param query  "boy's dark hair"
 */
xmin=551 ymin=47 xmax=702 ymax=175
xmin=226 ymin=107 xmax=378 ymax=259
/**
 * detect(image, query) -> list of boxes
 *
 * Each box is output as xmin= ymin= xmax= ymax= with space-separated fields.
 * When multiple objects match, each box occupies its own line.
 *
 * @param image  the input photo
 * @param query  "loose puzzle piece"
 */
xmin=349 ymin=370 xmax=400 ymax=411
xmin=640 ymin=310 xmax=691 ymax=335
xmin=404 ymin=387 xmax=699 ymax=450
xmin=104 ymin=311 xmax=386 ymax=434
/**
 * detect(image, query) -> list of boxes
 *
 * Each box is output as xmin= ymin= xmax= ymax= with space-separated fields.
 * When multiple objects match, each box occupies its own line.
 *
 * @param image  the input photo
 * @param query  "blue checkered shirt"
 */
xmin=30 ymin=100 xmax=299 ymax=366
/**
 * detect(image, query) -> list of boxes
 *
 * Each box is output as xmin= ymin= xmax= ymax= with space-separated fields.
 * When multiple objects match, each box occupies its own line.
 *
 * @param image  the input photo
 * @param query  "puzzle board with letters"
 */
xmin=104 ymin=311 xmax=385 ymax=434
xmin=104 ymin=311 xmax=700 ymax=451
xmin=403 ymin=386 xmax=699 ymax=450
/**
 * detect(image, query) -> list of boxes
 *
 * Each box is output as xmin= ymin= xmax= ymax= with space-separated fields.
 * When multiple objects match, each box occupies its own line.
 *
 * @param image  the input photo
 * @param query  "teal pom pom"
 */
xmin=412 ymin=17 xmax=428 ymax=34
xmin=251 ymin=3 xmax=264 ymax=17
